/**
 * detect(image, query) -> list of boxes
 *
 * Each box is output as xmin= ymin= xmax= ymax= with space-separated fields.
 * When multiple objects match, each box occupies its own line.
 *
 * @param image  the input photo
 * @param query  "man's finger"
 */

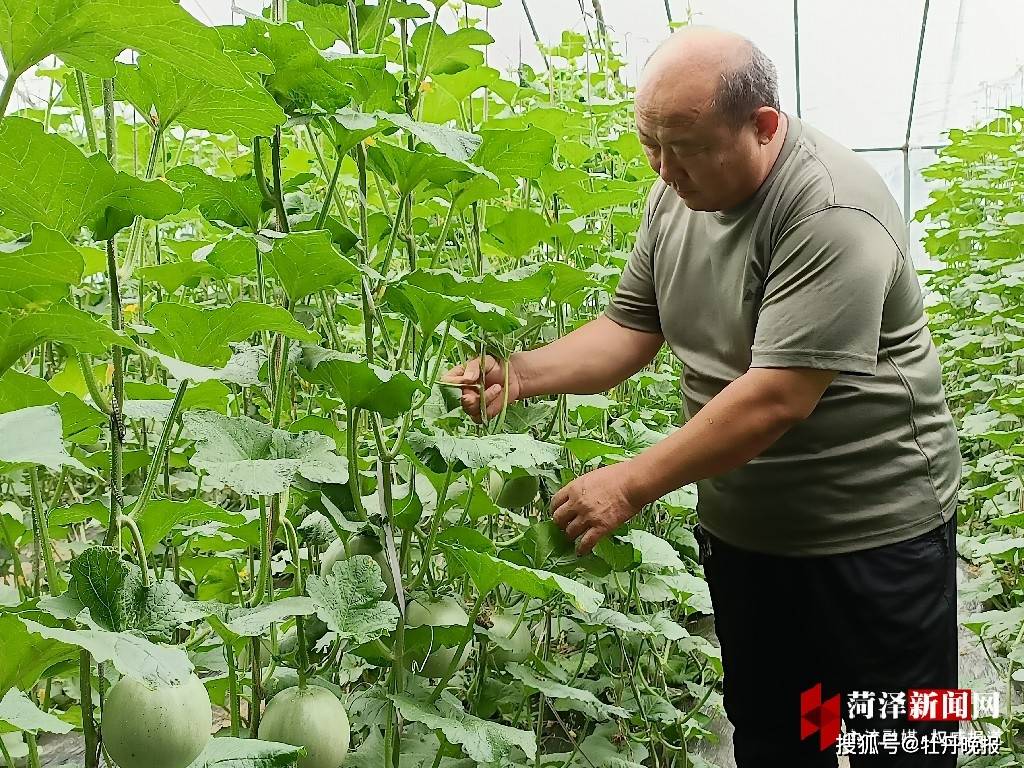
xmin=440 ymin=363 xmax=466 ymax=384
xmin=564 ymin=516 xmax=587 ymax=540
xmin=551 ymin=483 xmax=571 ymax=514
xmin=551 ymin=497 xmax=576 ymax=528
xmin=576 ymin=529 xmax=602 ymax=557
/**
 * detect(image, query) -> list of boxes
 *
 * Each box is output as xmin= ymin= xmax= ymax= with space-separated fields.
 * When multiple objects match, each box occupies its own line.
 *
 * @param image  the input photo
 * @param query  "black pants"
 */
xmin=694 ymin=516 xmax=958 ymax=767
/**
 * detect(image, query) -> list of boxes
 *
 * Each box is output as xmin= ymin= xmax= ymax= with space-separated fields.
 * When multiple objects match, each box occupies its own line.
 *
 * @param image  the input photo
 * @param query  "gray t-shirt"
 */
xmin=605 ymin=114 xmax=961 ymax=556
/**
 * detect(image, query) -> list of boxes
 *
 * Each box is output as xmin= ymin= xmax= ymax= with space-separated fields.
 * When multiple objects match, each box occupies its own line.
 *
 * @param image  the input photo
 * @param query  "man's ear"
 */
xmin=753 ymin=107 xmax=781 ymax=144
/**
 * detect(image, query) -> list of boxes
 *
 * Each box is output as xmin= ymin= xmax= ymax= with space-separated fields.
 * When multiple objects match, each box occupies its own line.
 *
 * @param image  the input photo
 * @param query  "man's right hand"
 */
xmin=441 ymin=354 xmax=525 ymax=424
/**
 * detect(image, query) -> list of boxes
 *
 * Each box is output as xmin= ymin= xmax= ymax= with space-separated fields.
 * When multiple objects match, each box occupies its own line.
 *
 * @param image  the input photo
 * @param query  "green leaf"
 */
xmin=299 ymin=346 xmax=427 ymax=418
xmin=21 ymin=618 xmax=192 ymax=687
xmin=222 ymin=19 xmax=391 ymax=114
xmin=262 ymin=230 xmax=359 ymax=302
xmin=0 ymin=615 xmax=77 ymax=699
xmin=205 ymin=597 xmax=317 ymax=641
xmin=367 ymin=142 xmax=486 ymax=196
xmin=0 ymin=300 xmax=134 ymax=376
xmin=0 ymin=0 xmax=249 ymax=86
xmin=60 ymin=546 xmax=208 ymax=638
xmin=306 ymin=555 xmax=399 ymax=645
xmin=383 ymin=282 xmax=522 ymax=338
xmin=485 ymin=209 xmax=552 ymax=259
xmin=136 ymin=253 xmax=229 ymax=293
xmin=0 ymin=405 xmax=90 ymax=473
xmin=411 ymin=25 xmax=493 ymax=76
xmin=145 ymin=344 xmax=268 ymax=387
xmin=165 ymin=165 xmax=266 ymax=231
xmin=0 ymin=370 xmax=104 ymax=441
xmin=420 ymin=66 xmax=501 ymax=124
xmin=505 ymin=663 xmax=629 ymax=720
xmin=617 ymin=530 xmax=686 ymax=571
xmin=407 ymin=428 xmax=561 ymax=474
xmin=0 ymin=117 xmax=183 ymax=239
xmin=182 ymin=410 xmax=348 ymax=495
xmin=146 ymin=302 xmax=317 ymax=367
xmin=130 ymin=498 xmax=247 ymax=554
xmin=381 ymin=112 xmax=481 ymax=162
xmin=442 ymin=546 xmax=603 ymax=613
xmin=473 ymin=127 xmax=556 ymax=185
xmin=392 ymin=692 xmax=536 ymax=763
xmin=116 ymin=55 xmax=285 ymax=140
xmin=183 ymin=736 xmax=305 ymax=768
xmin=0 ymin=689 xmax=74 ymax=734
xmin=0 ymin=225 xmax=83 ymax=310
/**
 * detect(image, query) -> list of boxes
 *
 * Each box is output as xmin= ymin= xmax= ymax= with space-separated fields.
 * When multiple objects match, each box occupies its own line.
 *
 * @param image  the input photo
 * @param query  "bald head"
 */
xmin=637 ymin=26 xmax=779 ymax=129
xmin=632 ymin=26 xmax=786 ymax=212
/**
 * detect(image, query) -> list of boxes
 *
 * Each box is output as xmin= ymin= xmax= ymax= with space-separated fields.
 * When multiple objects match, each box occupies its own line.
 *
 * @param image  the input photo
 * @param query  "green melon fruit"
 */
xmin=488 ymin=470 xmax=540 ymax=510
xmin=487 ymin=612 xmax=532 ymax=665
xmin=257 ymin=685 xmax=350 ymax=768
xmin=405 ymin=596 xmax=472 ymax=678
xmin=102 ymin=674 xmax=211 ymax=768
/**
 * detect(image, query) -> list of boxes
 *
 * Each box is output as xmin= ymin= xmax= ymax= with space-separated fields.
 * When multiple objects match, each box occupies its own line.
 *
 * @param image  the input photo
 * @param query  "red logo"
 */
xmin=801 ymin=683 xmax=842 ymax=750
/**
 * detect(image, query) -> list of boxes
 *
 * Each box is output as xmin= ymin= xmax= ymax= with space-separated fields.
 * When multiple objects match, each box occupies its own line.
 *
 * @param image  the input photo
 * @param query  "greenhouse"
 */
xmin=0 ymin=0 xmax=1021 ymax=766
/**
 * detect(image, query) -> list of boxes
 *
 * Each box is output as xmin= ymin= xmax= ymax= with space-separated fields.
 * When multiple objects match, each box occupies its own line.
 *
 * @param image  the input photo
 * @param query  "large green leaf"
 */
xmin=290 ymin=0 xmax=428 ymax=51
xmin=263 ymin=230 xmax=359 ymax=302
xmin=129 ymin=498 xmax=247 ymax=554
xmin=0 ymin=405 xmax=90 ymax=473
xmin=0 ymin=117 xmax=182 ymax=239
xmin=182 ymin=410 xmax=348 ymax=495
xmin=221 ymin=19 xmax=392 ymax=114
xmin=306 ymin=555 xmax=399 ymax=645
xmin=407 ymin=428 xmax=561 ymax=474
xmin=145 ymin=345 xmax=268 ymax=387
xmin=183 ymin=737 xmax=305 ymax=768
xmin=59 ymin=546 xmax=208 ymax=638
xmin=116 ymin=55 xmax=285 ymax=139
xmin=299 ymin=346 xmax=427 ymax=418
xmin=145 ymin=302 xmax=317 ymax=367
xmin=0 ymin=689 xmax=74 ymax=734
xmin=0 ymin=300 xmax=134 ymax=376
xmin=0 ymin=370 xmax=104 ymax=442
xmin=165 ymin=165 xmax=266 ymax=231
xmin=485 ymin=209 xmax=553 ymax=259
xmin=205 ymin=597 xmax=317 ymax=642
xmin=0 ymin=225 xmax=83 ymax=310
xmin=473 ymin=127 xmax=556 ymax=185
xmin=381 ymin=112 xmax=481 ymax=163
xmin=392 ymin=692 xmax=535 ymax=764
xmin=21 ymin=618 xmax=193 ymax=687
xmin=367 ymin=142 xmax=483 ymax=196
xmin=411 ymin=25 xmax=493 ymax=76
xmin=0 ymin=615 xmax=77 ymax=699
xmin=420 ymin=66 xmax=501 ymax=124
xmin=442 ymin=546 xmax=603 ymax=613
xmin=0 ymin=0 xmax=248 ymax=87
xmin=505 ymin=663 xmax=630 ymax=720
xmin=383 ymin=282 xmax=522 ymax=338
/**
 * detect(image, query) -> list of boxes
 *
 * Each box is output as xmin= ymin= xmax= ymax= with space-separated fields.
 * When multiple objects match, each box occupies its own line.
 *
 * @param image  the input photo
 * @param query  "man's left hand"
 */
xmin=551 ymin=461 xmax=645 ymax=556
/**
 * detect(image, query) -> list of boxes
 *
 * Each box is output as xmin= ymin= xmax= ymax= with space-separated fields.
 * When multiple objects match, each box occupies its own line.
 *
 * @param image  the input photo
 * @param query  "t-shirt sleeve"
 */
xmin=603 ymin=184 xmax=663 ymax=334
xmin=750 ymin=206 xmax=903 ymax=376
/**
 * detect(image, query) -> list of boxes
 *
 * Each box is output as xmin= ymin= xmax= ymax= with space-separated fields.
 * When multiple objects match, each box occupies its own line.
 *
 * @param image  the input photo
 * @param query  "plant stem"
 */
xmin=130 ymin=380 xmax=188 ymax=522
xmin=29 ymin=468 xmax=60 ymax=596
xmin=0 ymin=72 xmax=17 ymax=118
xmin=119 ymin=515 xmax=149 ymax=587
xmin=0 ymin=513 xmax=27 ymax=600
xmin=281 ymin=518 xmax=309 ymax=690
xmin=80 ymin=651 xmax=100 ymax=768
xmin=225 ymin=642 xmax=241 ymax=737
xmin=75 ymin=70 xmax=99 ymax=154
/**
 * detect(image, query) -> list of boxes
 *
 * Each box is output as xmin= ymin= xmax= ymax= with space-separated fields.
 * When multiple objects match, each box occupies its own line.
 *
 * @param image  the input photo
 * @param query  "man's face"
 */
xmin=636 ymin=107 xmax=762 ymax=212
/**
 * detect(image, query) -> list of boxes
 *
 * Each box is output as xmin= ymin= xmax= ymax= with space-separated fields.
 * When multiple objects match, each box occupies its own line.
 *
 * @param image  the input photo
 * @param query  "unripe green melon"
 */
xmin=487 ymin=612 xmax=532 ymax=665
xmin=102 ymin=674 xmax=211 ymax=768
xmin=321 ymin=534 xmax=395 ymax=600
xmin=405 ymin=597 xmax=472 ymax=678
xmin=257 ymin=685 xmax=350 ymax=768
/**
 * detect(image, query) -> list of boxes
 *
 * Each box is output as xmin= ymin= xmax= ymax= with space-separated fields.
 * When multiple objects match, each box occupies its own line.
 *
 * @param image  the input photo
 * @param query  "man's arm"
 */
xmin=444 ymin=315 xmax=663 ymax=422
xmin=552 ymin=366 xmax=836 ymax=554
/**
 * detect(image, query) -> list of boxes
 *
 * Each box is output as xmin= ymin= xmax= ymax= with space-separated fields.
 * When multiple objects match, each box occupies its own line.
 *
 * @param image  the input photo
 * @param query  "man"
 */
xmin=444 ymin=26 xmax=962 ymax=767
